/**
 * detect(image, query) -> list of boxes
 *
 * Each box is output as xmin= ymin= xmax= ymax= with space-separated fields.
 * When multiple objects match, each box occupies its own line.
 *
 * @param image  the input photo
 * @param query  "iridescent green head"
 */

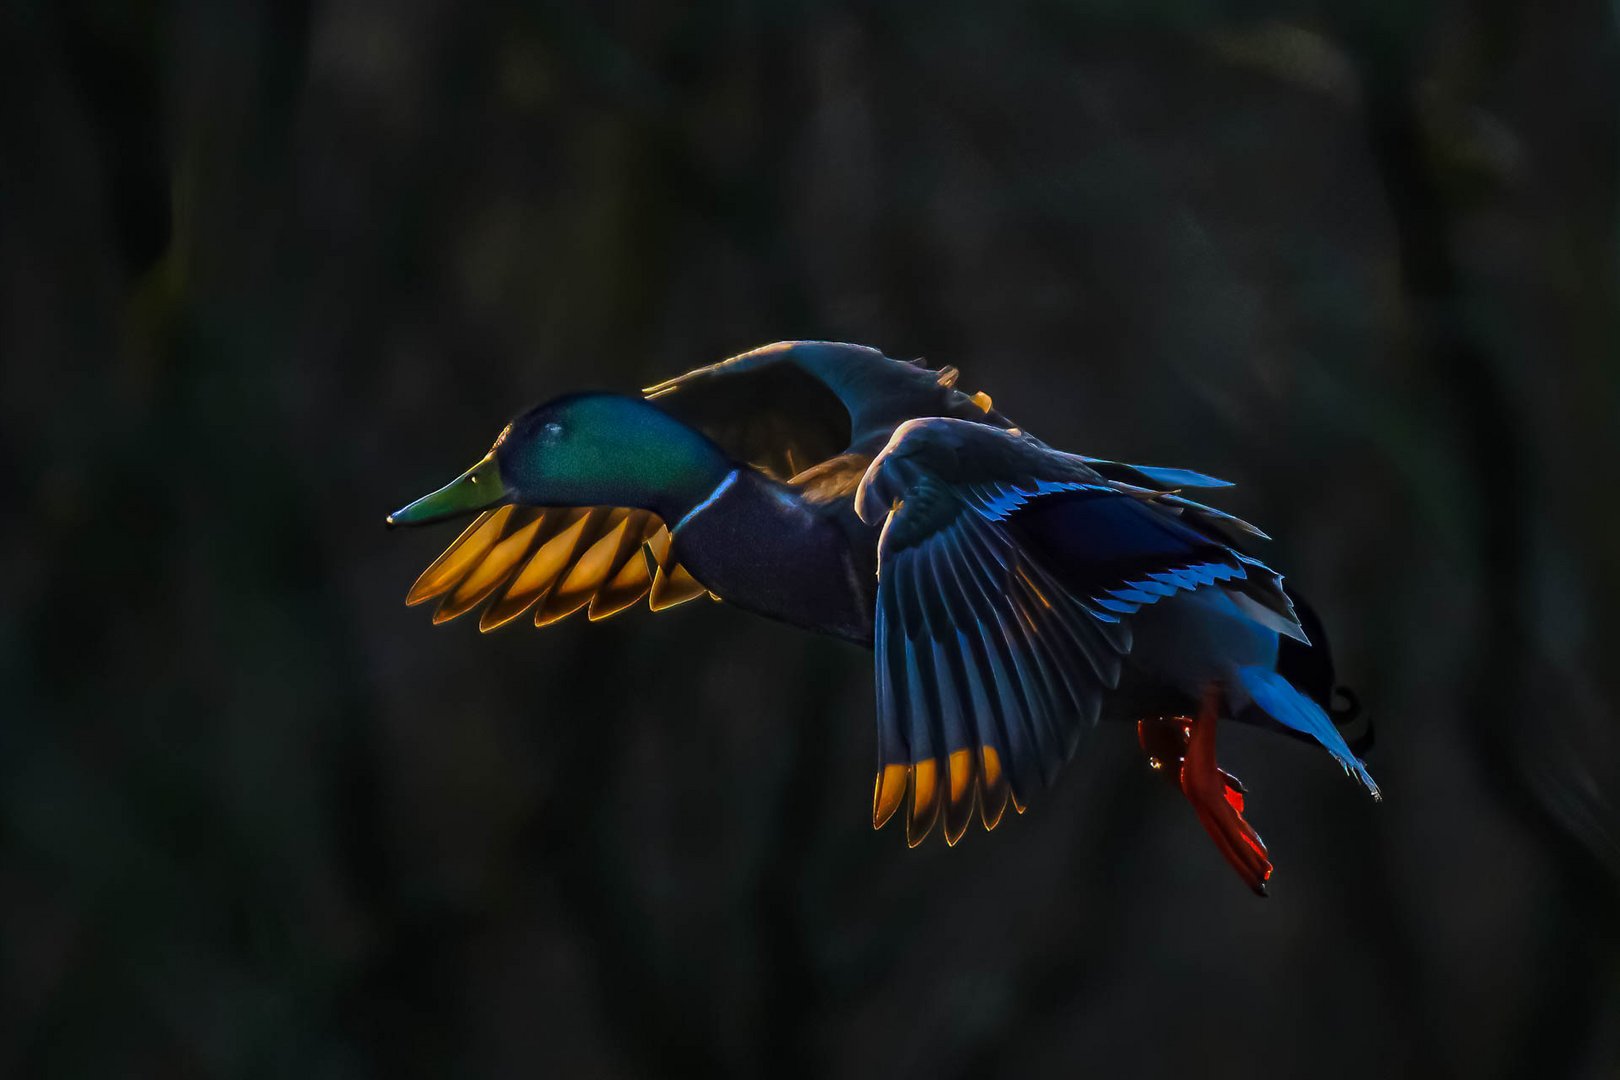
xmin=386 ymin=393 xmax=733 ymax=527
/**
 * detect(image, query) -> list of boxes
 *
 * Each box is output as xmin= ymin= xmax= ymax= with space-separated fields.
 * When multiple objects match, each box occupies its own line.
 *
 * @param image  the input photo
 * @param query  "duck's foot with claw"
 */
xmin=1137 ymin=691 xmax=1273 ymax=896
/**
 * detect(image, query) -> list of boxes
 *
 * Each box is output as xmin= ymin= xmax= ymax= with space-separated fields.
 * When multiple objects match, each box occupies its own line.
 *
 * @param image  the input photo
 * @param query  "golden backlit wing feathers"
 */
xmin=405 ymin=505 xmax=711 ymax=631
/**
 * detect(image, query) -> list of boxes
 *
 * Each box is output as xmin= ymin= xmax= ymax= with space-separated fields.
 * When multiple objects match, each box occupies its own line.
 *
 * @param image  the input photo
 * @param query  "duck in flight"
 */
xmin=387 ymin=341 xmax=1378 ymax=894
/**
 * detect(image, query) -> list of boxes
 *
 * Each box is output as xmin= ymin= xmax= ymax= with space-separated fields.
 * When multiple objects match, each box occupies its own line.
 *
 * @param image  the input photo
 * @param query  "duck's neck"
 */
xmin=604 ymin=405 xmax=738 ymax=526
xmin=667 ymin=468 xmax=743 ymax=532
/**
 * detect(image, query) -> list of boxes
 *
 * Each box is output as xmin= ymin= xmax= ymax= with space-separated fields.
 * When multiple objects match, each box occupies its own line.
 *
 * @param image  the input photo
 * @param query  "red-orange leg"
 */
xmin=1181 ymin=685 xmax=1272 ymax=894
xmin=1137 ymin=690 xmax=1273 ymax=896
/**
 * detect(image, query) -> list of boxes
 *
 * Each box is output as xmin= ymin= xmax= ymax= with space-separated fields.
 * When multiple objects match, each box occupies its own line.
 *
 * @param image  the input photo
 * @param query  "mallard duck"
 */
xmin=388 ymin=341 xmax=1378 ymax=893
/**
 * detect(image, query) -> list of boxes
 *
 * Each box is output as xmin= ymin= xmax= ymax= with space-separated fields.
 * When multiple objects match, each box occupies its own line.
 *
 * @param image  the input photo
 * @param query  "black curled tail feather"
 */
xmin=1330 ymin=685 xmax=1373 ymax=755
xmin=1278 ymin=588 xmax=1375 ymax=755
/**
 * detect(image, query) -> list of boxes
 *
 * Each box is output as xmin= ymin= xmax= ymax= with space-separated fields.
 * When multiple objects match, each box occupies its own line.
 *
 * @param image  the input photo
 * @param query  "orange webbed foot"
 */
xmin=1138 ymin=694 xmax=1274 ymax=896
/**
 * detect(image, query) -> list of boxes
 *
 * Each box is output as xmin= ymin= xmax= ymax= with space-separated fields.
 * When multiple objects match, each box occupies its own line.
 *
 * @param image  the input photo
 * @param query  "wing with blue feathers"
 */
xmin=857 ymin=418 xmax=1308 ymax=845
xmin=869 ymin=474 xmax=1133 ymax=845
xmin=1002 ymin=487 xmax=1305 ymax=643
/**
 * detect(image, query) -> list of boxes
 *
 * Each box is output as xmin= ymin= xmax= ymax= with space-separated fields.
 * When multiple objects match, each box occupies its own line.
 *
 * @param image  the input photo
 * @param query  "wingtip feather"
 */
xmin=873 ymin=764 xmax=910 ymax=829
xmin=906 ymin=758 xmax=941 ymax=846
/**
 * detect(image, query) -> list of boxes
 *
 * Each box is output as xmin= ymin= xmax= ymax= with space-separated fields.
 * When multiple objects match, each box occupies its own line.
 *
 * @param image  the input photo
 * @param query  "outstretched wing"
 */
xmin=643 ymin=340 xmax=1014 ymax=479
xmin=858 ymin=418 xmax=1303 ymax=846
xmin=403 ymin=505 xmax=709 ymax=630
xmin=869 ymin=476 xmax=1132 ymax=846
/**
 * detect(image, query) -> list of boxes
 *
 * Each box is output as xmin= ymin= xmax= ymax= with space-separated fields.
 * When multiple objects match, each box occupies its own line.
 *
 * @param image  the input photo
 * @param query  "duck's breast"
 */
xmin=670 ymin=470 xmax=878 ymax=645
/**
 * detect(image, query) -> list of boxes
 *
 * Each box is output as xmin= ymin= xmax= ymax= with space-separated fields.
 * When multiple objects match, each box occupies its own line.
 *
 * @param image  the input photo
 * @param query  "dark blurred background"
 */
xmin=3 ymin=1 xmax=1619 ymax=1076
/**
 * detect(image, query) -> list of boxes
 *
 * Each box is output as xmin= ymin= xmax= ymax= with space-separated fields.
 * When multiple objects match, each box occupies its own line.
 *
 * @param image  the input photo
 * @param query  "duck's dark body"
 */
xmin=670 ymin=468 xmax=877 ymax=645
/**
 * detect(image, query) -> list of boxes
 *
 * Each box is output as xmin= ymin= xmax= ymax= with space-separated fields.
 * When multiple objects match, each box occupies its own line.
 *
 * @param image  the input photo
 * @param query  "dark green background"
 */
xmin=3 ymin=1 xmax=1617 ymax=1076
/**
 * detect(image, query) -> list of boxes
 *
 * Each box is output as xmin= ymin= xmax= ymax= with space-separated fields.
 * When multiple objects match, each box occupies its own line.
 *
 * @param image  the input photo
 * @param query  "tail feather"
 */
xmin=1275 ymin=586 xmax=1373 ymax=754
xmin=1235 ymin=665 xmax=1381 ymax=799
